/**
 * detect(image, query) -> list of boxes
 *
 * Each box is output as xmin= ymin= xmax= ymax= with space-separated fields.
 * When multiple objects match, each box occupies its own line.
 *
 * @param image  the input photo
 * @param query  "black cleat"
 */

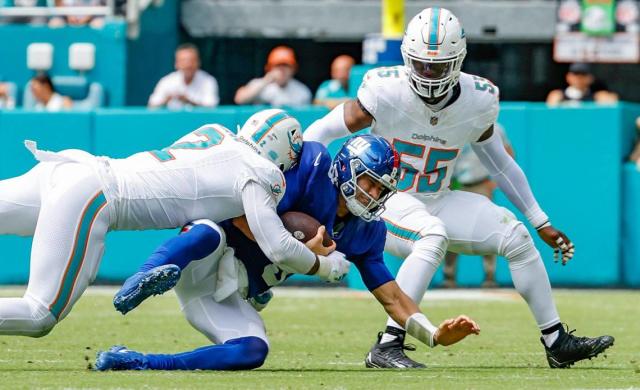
xmin=365 ymin=332 xmax=426 ymax=369
xmin=542 ymin=325 xmax=614 ymax=368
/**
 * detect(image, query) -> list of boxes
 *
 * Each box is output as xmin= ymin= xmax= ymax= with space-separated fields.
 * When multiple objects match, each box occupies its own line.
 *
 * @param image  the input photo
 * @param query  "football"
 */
xmin=281 ymin=211 xmax=333 ymax=247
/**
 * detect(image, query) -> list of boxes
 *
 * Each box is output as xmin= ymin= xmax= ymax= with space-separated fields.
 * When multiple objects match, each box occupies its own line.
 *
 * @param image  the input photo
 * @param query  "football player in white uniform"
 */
xmin=304 ymin=8 xmax=614 ymax=369
xmin=0 ymin=109 xmax=349 ymax=339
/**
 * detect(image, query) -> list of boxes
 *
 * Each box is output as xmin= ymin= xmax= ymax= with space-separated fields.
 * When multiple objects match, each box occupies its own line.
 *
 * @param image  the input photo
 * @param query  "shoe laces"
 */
xmin=561 ymin=323 xmax=592 ymax=346
xmin=403 ymin=343 xmax=417 ymax=352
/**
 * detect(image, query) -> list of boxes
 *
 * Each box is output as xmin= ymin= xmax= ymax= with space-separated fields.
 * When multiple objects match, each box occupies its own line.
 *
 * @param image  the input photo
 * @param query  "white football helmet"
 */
xmin=401 ymin=7 xmax=467 ymax=99
xmin=237 ymin=109 xmax=303 ymax=171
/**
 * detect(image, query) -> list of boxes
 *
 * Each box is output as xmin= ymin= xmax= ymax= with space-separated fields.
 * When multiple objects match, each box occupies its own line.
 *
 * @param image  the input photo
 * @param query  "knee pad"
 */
xmin=500 ymin=221 xmax=539 ymax=269
xmin=224 ymin=336 xmax=269 ymax=369
xmin=385 ymin=214 xmax=448 ymax=260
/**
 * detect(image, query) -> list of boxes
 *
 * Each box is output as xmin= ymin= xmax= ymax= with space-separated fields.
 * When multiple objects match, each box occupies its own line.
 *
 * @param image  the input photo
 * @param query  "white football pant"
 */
xmin=0 ymin=161 xmax=111 ymax=336
xmin=382 ymin=191 xmax=560 ymax=331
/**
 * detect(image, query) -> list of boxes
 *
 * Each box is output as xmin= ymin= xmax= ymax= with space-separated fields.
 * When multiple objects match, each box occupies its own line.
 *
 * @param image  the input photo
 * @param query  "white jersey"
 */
xmin=97 ymin=124 xmax=286 ymax=230
xmin=357 ymin=66 xmax=499 ymax=197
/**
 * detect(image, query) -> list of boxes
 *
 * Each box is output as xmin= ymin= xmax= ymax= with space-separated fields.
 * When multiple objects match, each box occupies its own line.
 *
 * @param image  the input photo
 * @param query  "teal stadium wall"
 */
xmin=0 ymin=104 xmax=639 ymax=287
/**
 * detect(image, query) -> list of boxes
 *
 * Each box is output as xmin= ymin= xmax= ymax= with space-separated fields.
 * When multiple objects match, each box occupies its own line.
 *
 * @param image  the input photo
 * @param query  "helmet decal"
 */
xmin=238 ymin=109 xmax=303 ymax=172
xmin=251 ymin=111 xmax=290 ymax=144
xmin=425 ymin=7 xmax=441 ymax=51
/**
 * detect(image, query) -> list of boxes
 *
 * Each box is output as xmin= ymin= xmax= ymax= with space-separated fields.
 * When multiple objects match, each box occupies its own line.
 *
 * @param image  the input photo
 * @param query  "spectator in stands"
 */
xmin=234 ymin=46 xmax=311 ymax=107
xmin=48 ymin=0 xmax=106 ymax=29
xmin=148 ymin=43 xmax=219 ymax=110
xmin=546 ymin=63 xmax=618 ymax=106
xmin=443 ymin=123 xmax=514 ymax=289
xmin=30 ymin=73 xmax=73 ymax=111
xmin=0 ymin=83 xmax=16 ymax=110
xmin=314 ymin=55 xmax=355 ymax=109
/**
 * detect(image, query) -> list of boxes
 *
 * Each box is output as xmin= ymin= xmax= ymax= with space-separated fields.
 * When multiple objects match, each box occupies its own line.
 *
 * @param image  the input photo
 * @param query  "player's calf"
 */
xmin=95 ymin=337 xmax=269 ymax=371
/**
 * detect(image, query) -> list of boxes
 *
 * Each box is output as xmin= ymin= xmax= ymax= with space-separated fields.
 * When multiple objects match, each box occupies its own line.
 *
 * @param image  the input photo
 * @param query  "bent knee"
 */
xmin=25 ymin=310 xmax=57 ymax=338
xmin=500 ymin=221 xmax=538 ymax=264
xmin=227 ymin=336 xmax=269 ymax=370
xmin=385 ymin=215 xmax=448 ymax=259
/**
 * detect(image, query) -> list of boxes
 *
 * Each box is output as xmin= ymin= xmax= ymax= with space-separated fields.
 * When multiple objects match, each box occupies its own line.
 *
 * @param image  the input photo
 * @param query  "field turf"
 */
xmin=0 ymin=287 xmax=637 ymax=389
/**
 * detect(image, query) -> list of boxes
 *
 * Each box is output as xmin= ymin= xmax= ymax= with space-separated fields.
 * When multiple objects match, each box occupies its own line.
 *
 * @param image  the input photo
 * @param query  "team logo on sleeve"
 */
xmin=270 ymin=183 xmax=283 ymax=195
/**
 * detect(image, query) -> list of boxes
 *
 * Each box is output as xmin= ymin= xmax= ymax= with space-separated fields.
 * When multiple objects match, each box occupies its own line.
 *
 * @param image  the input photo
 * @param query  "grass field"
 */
xmin=0 ymin=287 xmax=637 ymax=389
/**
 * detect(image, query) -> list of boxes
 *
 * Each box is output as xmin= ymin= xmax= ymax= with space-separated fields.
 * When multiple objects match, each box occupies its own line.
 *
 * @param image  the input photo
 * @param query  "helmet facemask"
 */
xmin=402 ymin=48 xmax=466 ymax=99
xmin=339 ymin=158 xmax=397 ymax=222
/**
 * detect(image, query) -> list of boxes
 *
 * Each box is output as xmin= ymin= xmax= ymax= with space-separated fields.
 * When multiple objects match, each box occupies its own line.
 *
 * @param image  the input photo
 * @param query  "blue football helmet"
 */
xmin=330 ymin=135 xmax=400 ymax=222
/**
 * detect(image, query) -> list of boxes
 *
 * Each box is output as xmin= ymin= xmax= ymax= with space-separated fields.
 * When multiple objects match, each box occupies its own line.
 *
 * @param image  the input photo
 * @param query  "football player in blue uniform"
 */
xmin=95 ymin=134 xmax=480 ymax=371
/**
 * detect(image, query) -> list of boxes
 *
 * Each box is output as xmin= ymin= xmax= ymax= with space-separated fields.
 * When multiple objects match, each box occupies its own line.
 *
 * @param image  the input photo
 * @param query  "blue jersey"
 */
xmin=220 ymin=141 xmax=394 ymax=298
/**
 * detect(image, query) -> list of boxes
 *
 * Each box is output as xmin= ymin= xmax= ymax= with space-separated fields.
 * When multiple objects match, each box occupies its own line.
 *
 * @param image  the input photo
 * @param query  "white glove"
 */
xmin=316 ymin=251 xmax=350 ymax=283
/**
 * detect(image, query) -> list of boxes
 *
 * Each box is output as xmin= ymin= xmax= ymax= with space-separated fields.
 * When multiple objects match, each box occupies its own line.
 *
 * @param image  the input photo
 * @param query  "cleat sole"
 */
xmin=114 ymin=265 xmax=181 ymax=315
xmin=548 ymin=339 xmax=614 ymax=368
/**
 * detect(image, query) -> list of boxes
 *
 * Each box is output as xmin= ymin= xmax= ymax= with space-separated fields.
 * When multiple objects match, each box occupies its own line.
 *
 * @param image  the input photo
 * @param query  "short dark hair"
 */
xmin=32 ymin=72 xmax=55 ymax=92
xmin=176 ymin=43 xmax=199 ymax=55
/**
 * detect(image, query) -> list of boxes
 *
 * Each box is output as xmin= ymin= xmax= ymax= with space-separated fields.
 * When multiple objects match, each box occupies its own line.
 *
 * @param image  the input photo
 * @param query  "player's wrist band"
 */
xmin=535 ymin=221 xmax=551 ymax=231
xmin=405 ymin=313 xmax=438 ymax=348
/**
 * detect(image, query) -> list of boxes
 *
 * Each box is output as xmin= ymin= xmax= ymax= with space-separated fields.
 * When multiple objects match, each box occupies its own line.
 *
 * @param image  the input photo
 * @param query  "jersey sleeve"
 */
xmin=277 ymin=142 xmax=335 ymax=226
xmin=349 ymin=221 xmax=394 ymax=291
xmin=469 ymin=78 xmax=501 ymax=141
xmin=237 ymin=165 xmax=287 ymax=206
xmin=356 ymin=69 xmax=381 ymax=118
xmin=357 ymin=66 xmax=406 ymax=122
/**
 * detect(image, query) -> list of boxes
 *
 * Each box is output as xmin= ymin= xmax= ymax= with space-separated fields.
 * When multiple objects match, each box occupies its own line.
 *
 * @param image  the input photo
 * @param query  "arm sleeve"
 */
xmin=471 ymin=130 xmax=549 ymax=228
xmin=303 ymin=102 xmax=351 ymax=145
xmin=242 ymin=180 xmax=317 ymax=274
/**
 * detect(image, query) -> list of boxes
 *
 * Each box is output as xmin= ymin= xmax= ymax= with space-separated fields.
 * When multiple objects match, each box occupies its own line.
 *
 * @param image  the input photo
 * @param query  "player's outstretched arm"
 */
xmin=303 ymin=100 xmax=373 ymax=145
xmin=371 ymin=280 xmax=480 ymax=347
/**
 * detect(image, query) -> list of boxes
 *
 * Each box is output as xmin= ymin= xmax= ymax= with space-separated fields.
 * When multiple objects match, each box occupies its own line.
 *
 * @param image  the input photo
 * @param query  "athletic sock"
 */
xmin=541 ymin=322 xmax=564 ymax=348
xmin=380 ymin=326 xmax=406 ymax=344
